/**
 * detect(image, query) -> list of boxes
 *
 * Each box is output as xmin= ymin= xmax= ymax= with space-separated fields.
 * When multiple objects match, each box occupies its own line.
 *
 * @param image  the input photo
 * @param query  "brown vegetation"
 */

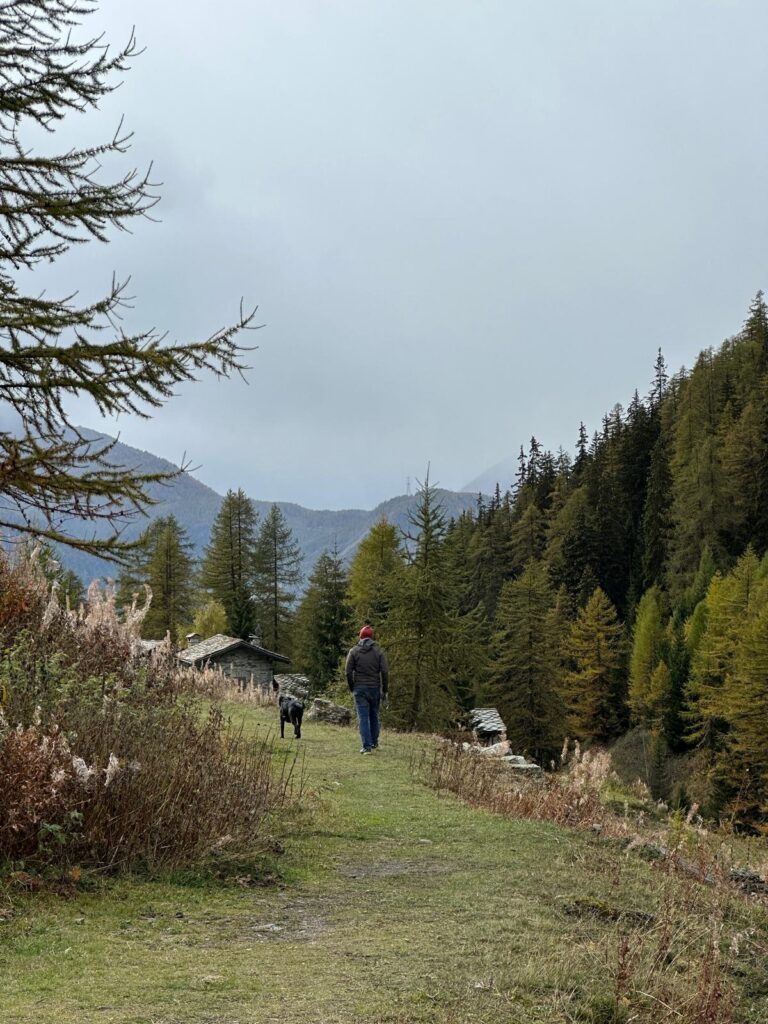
xmin=422 ymin=737 xmax=768 ymax=1023
xmin=0 ymin=549 xmax=294 ymax=872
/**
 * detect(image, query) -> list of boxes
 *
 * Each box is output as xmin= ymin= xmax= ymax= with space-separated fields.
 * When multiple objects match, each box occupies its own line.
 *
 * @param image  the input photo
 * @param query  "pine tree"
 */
xmin=347 ymin=518 xmax=403 ymax=627
xmin=200 ymin=489 xmax=259 ymax=639
xmin=641 ymin=433 xmax=673 ymax=589
xmin=667 ymin=352 xmax=728 ymax=599
xmin=574 ymin=422 xmax=590 ymax=479
xmin=509 ymin=500 xmax=546 ymax=572
xmin=585 ymin=416 xmax=631 ymax=611
xmin=649 ymin=349 xmax=669 ymax=409
xmin=564 ymin=587 xmax=625 ymax=742
xmin=487 ymin=561 xmax=565 ymax=762
xmin=31 ymin=540 xmax=85 ymax=608
xmin=384 ymin=476 xmax=478 ymax=729
xmin=58 ymin=568 xmax=85 ymax=609
xmin=118 ymin=515 xmax=196 ymax=640
xmin=544 ymin=485 xmax=598 ymax=602
xmin=293 ymin=549 xmax=352 ymax=692
xmin=743 ymin=290 xmax=768 ymax=361
xmin=443 ymin=512 xmax=478 ymax=617
xmin=253 ymin=505 xmax=303 ymax=654
xmin=0 ymin=2 xmax=253 ymax=560
xmin=468 ymin=497 xmax=513 ymax=618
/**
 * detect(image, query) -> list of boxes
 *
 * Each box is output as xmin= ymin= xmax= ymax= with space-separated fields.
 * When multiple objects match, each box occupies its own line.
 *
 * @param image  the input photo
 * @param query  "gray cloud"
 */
xmin=33 ymin=0 xmax=768 ymax=507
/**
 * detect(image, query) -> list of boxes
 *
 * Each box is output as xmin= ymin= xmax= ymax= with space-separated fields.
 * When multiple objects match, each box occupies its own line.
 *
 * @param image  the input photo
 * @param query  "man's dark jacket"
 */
xmin=346 ymin=638 xmax=389 ymax=695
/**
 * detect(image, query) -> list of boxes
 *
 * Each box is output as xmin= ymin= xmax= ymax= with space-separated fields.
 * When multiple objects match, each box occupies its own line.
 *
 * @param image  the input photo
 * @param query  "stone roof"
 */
xmin=274 ymin=673 xmax=310 ymax=700
xmin=137 ymin=639 xmax=163 ymax=656
xmin=178 ymin=634 xmax=290 ymax=666
xmin=469 ymin=707 xmax=507 ymax=736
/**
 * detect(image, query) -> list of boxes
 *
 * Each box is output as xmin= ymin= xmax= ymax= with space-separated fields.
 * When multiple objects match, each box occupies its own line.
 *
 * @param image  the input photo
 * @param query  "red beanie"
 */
xmin=359 ymin=625 xmax=374 ymax=639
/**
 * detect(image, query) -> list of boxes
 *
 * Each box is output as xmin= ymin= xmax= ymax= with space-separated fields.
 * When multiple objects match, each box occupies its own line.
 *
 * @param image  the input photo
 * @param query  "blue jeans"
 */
xmin=354 ymin=687 xmax=381 ymax=750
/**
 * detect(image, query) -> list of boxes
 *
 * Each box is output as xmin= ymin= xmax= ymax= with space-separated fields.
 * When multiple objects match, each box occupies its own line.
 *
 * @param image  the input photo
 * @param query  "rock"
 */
xmin=307 ymin=698 xmax=353 ymax=726
xmin=501 ymin=754 xmax=541 ymax=771
xmin=730 ymin=868 xmax=768 ymax=895
xmin=476 ymin=740 xmax=511 ymax=757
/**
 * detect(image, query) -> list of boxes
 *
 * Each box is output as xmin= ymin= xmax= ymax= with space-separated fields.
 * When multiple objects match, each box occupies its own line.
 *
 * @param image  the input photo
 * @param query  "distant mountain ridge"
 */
xmin=462 ymin=454 xmax=519 ymax=495
xmin=59 ymin=430 xmax=481 ymax=584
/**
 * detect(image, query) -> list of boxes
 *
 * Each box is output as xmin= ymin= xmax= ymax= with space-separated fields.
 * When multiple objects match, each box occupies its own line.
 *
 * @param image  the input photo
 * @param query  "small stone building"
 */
xmin=178 ymin=634 xmax=290 ymax=690
xmin=469 ymin=707 xmax=507 ymax=746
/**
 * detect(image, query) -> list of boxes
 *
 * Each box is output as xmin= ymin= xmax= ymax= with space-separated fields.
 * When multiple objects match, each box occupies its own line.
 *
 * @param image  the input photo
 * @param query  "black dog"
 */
xmin=279 ymin=693 xmax=304 ymax=739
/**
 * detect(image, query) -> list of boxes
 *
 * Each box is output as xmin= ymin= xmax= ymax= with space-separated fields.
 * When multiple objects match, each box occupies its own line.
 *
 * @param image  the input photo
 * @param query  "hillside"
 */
xmin=58 ymin=429 xmax=480 ymax=584
xmin=463 ymin=452 xmax=519 ymax=494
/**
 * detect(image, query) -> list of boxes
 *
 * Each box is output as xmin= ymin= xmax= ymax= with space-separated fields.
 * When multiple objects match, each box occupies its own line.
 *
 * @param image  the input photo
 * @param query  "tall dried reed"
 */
xmin=0 ymin=549 xmax=296 ymax=871
xmin=423 ymin=738 xmax=623 ymax=836
xmin=423 ymin=737 xmax=767 ymax=1022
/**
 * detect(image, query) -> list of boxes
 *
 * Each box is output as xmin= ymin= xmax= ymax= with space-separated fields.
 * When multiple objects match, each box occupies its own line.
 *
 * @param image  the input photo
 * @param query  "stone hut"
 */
xmin=177 ymin=634 xmax=290 ymax=691
xmin=469 ymin=707 xmax=507 ymax=747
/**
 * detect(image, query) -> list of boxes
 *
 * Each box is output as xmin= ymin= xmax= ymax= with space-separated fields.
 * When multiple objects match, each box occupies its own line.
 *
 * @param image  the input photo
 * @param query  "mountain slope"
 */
xmin=58 ymin=430 xmax=480 ymax=584
xmin=462 ymin=454 xmax=519 ymax=495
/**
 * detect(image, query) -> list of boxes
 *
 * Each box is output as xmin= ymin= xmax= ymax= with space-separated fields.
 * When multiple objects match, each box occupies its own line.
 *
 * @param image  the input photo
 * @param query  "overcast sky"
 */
xmin=44 ymin=1 xmax=768 ymax=508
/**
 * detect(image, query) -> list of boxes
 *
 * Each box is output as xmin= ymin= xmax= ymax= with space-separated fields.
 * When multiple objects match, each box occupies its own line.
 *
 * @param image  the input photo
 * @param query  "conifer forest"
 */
xmin=117 ymin=293 xmax=768 ymax=830
xmin=370 ymin=292 xmax=768 ymax=828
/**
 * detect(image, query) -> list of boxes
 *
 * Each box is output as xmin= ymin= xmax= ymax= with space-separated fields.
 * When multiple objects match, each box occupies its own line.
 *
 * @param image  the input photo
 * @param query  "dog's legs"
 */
xmin=280 ymin=715 xmax=285 ymax=739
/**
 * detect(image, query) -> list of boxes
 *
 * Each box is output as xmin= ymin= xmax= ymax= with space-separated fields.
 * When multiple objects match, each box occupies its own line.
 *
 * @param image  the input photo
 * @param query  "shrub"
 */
xmin=423 ymin=738 xmax=620 ymax=834
xmin=0 ymin=550 xmax=296 ymax=871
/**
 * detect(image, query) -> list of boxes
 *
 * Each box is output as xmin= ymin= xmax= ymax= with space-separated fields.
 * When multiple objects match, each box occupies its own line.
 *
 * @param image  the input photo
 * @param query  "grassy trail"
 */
xmin=1 ymin=708 xmax=766 ymax=1023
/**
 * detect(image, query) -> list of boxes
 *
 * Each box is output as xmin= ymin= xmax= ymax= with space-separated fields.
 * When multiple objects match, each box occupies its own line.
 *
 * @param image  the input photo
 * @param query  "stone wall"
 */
xmin=208 ymin=650 xmax=274 ymax=690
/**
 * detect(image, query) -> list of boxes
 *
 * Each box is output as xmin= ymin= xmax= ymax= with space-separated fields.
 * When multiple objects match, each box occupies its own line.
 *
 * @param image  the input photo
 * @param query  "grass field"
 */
xmin=1 ymin=706 xmax=768 ymax=1024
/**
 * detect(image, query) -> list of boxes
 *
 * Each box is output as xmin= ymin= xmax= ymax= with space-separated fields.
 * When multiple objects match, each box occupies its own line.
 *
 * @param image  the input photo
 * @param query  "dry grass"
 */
xmin=1 ymin=710 xmax=768 ymax=1024
xmin=0 ymin=549 xmax=297 ymax=871
xmin=421 ymin=737 xmax=768 ymax=1023
xmin=423 ymin=738 xmax=624 ymax=836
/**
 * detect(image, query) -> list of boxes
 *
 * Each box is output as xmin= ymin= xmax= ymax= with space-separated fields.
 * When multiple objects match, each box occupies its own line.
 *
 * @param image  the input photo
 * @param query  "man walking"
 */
xmin=346 ymin=625 xmax=389 ymax=754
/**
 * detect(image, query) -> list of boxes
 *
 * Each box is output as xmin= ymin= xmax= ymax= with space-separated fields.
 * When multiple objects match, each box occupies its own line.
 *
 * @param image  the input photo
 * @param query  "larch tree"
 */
xmin=293 ymin=548 xmax=352 ymax=692
xmin=628 ymin=586 xmax=667 ymax=724
xmin=253 ymin=504 xmax=302 ymax=655
xmin=725 ymin=600 xmax=768 ymax=818
xmin=200 ymin=489 xmax=259 ymax=640
xmin=346 ymin=517 xmax=403 ymax=628
xmin=118 ymin=514 xmax=195 ymax=640
xmin=384 ymin=475 xmax=475 ymax=730
xmin=564 ymin=587 xmax=625 ymax=742
xmin=686 ymin=549 xmax=767 ymax=749
xmin=487 ymin=560 xmax=565 ymax=763
xmin=185 ymin=599 xmax=229 ymax=645
xmin=0 ymin=1 xmax=254 ymax=560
